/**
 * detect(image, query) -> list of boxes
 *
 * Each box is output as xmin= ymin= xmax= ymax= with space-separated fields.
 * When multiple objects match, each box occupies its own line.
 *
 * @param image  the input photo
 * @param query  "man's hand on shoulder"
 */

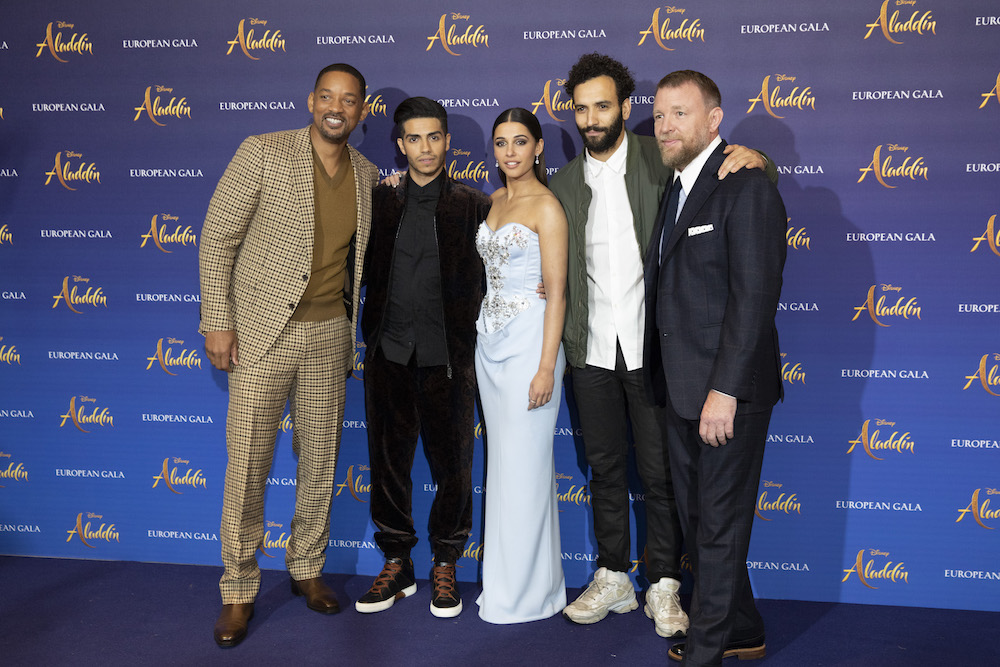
xmin=205 ymin=330 xmax=239 ymax=372
xmin=717 ymin=144 xmax=767 ymax=180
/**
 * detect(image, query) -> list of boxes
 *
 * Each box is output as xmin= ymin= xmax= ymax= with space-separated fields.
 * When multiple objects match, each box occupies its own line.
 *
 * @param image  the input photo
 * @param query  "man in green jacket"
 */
xmin=548 ymin=53 xmax=776 ymax=638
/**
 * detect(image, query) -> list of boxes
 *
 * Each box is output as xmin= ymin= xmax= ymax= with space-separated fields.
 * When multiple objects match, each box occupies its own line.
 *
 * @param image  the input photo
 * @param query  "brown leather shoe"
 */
xmin=668 ymin=635 xmax=766 ymax=662
xmin=291 ymin=576 xmax=341 ymax=614
xmin=214 ymin=603 xmax=254 ymax=647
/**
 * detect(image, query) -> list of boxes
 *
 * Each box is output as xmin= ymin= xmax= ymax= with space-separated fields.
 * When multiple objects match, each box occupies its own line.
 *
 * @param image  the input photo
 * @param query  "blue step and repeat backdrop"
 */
xmin=1 ymin=1 xmax=997 ymax=612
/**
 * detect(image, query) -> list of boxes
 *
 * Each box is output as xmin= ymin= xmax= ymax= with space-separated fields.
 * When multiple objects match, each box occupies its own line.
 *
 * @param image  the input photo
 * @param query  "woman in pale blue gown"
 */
xmin=475 ymin=108 xmax=568 ymax=623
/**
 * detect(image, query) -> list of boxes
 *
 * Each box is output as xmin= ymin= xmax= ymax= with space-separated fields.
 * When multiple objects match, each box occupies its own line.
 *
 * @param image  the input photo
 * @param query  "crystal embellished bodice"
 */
xmin=476 ymin=222 xmax=542 ymax=334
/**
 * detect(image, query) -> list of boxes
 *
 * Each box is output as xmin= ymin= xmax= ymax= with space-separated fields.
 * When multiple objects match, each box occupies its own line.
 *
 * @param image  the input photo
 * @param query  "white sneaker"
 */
xmin=644 ymin=577 xmax=689 ymax=638
xmin=562 ymin=567 xmax=638 ymax=624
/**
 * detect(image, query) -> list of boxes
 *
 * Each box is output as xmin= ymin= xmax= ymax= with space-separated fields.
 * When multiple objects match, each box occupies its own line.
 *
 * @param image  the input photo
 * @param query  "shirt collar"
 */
xmin=674 ymin=135 xmax=722 ymax=195
xmin=407 ymin=170 xmax=444 ymax=199
xmin=585 ymin=134 xmax=628 ymax=178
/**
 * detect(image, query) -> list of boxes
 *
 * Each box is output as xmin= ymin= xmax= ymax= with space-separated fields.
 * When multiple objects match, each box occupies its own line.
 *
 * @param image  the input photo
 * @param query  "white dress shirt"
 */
xmin=583 ymin=139 xmax=645 ymax=371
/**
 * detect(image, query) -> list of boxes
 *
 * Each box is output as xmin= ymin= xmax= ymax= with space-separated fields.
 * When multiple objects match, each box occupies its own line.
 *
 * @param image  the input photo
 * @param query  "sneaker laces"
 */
xmin=648 ymin=585 xmax=682 ymax=615
xmin=369 ymin=560 xmax=403 ymax=595
xmin=577 ymin=575 xmax=613 ymax=604
xmin=432 ymin=564 xmax=458 ymax=602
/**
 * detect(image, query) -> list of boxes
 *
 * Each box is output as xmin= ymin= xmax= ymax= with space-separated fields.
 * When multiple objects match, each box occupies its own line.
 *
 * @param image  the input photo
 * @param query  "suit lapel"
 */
xmin=290 ymin=128 xmax=315 ymax=250
xmin=661 ymin=141 xmax=728 ymax=260
xmin=644 ymin=194 xmax=667 ymax=295
xmin=346 ymin=143 xmax=373 ymax=346
xmin=348 ymin=144 xmax=373 ymax=234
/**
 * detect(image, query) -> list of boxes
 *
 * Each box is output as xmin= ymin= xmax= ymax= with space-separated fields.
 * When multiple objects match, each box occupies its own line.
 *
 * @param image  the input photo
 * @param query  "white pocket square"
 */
xmin=688 ymin=224 xmax=714 ymax=236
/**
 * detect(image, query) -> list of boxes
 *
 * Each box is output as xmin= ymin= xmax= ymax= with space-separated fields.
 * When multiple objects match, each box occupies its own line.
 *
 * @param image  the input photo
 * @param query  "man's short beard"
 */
xmin=660 ymin=143 xmax=702 ymax=171
xmin=579 ymin=109 xmax=625 ymax=155
xmin=660 ymin=125 xmax=712 ymax=172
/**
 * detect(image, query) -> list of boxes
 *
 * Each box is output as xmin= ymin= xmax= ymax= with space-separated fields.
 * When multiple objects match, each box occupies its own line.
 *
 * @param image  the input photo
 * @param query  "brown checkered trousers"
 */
xmin=220 ymin=316 xmax=350 ymax=603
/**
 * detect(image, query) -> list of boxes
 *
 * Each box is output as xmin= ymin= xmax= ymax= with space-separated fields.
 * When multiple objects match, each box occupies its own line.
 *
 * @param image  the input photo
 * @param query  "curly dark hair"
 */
xmin=564 ymin=53 xmax=635 ymax=104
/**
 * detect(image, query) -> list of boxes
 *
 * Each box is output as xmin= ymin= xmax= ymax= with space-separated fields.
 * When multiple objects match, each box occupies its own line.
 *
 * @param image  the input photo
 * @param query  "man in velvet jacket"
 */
xmin=357 ymin=97 xmax=491 ymax=619
xmin=643 ymin=71 xmax=786 ymax=666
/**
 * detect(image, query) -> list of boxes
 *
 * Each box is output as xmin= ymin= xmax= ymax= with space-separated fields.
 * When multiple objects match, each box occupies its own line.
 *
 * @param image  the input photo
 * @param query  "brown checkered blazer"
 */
xmin=199 ymin=127 xmax=376 ymax=367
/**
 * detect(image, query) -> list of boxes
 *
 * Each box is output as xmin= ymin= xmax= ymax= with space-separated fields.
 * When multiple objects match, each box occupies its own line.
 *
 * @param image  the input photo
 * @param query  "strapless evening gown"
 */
xmin=474 ymin=222 xmax=566 ymax=624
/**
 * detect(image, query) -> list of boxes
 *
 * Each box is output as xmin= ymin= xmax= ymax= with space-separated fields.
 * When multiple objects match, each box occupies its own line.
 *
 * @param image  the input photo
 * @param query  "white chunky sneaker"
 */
xmin=644 ymin=577 xmax=689 ymax=638
xmin=562 ymin=567 xmax=638 ymax=624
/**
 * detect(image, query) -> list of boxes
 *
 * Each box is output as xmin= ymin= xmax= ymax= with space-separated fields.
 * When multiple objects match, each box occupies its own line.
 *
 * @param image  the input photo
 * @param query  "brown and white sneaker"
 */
xmin=354 ymin=557 xmax=416 ymax=613
xmin=430 ymin=562 xmax=462 ymax=618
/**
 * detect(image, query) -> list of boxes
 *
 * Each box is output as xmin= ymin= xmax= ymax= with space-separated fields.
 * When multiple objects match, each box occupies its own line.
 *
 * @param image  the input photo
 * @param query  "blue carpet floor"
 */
xmin=1 ymin=556 xmax=997 ymax=665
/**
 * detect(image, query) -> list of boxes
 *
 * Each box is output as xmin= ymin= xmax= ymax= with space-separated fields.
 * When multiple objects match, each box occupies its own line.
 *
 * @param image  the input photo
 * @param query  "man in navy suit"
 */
xmin=643 ymin=70 xmax=787 ymax=666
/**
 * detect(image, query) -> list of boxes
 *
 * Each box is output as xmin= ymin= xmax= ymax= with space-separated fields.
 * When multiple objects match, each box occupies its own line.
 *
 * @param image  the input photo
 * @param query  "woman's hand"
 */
xmin=528 ymin=369 xmax=555 ymax=410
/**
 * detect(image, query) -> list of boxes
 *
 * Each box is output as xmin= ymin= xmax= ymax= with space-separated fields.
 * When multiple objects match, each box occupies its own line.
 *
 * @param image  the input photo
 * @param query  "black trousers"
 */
xmin=664 ymin=396 xmax=770 ymax=667
xmin=364 ymin=348 xmax=475 ymax=564
xmin=570 ymin=345 xmax=682 ymax=583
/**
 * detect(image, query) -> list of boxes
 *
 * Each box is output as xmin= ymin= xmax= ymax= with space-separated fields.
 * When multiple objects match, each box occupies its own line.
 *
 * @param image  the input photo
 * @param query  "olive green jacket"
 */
xmin=549 ymin=129 xmax=776 ymax=369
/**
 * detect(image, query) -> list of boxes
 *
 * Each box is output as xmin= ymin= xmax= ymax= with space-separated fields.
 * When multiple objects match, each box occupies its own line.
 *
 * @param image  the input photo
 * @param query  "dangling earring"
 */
xmin=495 ymin=160 xmax=499 ymax=168
xmin=534 ymin=155 xmax=540 ymax=165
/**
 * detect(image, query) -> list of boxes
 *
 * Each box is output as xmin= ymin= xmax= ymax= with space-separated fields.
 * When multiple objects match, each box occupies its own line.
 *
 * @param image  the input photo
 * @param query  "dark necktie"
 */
xmin=659 ymin=177 xmax=682 ymax=260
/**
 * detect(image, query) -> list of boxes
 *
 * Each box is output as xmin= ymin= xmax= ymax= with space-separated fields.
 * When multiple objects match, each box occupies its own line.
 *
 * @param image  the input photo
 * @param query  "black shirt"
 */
xmin=379 ymin=172 xmax=449 ymax=366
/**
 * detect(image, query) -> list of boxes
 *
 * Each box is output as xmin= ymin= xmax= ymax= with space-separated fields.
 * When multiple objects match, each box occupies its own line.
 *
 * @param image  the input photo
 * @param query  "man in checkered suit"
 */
xmin=199 ymin=63 xmax=377 ymax=648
